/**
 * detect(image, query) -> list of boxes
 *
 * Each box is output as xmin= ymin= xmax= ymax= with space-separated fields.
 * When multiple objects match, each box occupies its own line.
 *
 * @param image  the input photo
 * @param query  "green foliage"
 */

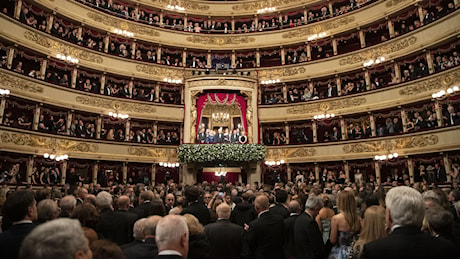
xmin=178 ymin=144 xmax=266 ymax=163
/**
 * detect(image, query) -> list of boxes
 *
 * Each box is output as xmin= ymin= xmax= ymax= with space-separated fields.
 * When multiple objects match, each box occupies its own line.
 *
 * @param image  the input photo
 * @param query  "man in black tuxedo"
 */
xmin=205 ymin=203 xmax=248 ymax=258
xmin=181 ymin=186 xmax=210 ymax=225
xmin=247 ymin=195 xmax=285 ymax=258
xmin=294 ymin=195 xmax=325 ymax=258
xmin=197 ymin=128 xmax=207 ymax=144
xmin=117 ymin=196 xmax=139 ymax=241
xmin=164 ymin=193 xmax=176 ymax=215
xmin=215 ymin=128 xmax=225 ymax=143
xmin=283 ymin=200 xmax=302 ymax=258
xmin=122 ymin=218 xmax=146 ymax=255
xmin=269 ymin=189 xmax=290 ymax=219
xmin=230 ymin=129 xmax=239 ymax=143
xmin=361 ymin=186 xmax=457 ymax=258
xmin=231 ymin=192 xmax=257 ymax=227
xmin=156 ymin=215 xmax=189 ymax=259
xmin=123 ymin=216 xmax=161 ymax=258
xmin=132 ymin=190 xmax=154 ymax=219
xmin=0 ymin=189 xmax=37 ymax=258
xmin=435 ymin=163 xmax=447 ymax=184
xmin=76 ymin=187 xmax=88 ymax=205
xmin=444 ymin=105 xmax=460 ymax=126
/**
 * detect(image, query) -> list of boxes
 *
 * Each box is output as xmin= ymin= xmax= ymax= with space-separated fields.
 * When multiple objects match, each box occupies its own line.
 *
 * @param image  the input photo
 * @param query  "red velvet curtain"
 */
xmin=202 ymin=172 xmax=239 ymax=184
xmin=196 ymin=93 xmax=247 ymax=133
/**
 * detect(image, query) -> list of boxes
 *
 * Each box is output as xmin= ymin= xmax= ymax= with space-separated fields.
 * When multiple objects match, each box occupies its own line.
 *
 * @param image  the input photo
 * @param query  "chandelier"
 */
xmin=212 ymin=112 xmax=230 ymax=123
xmin=215 ymin=170 xmax=227 ymax=177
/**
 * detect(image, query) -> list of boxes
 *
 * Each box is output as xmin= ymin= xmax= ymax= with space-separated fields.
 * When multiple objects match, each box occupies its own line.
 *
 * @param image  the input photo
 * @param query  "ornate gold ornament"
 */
xmin=185 ymin=35 xmax=255 ymax=45
xmin=86 ymin=12 xmax=160 ymax=37
xmin=127 ymin=147 xmax=178 ymax=160
xmin=339 ymin=37 xmax=417 ymax=66
xmin=281 ymin=17 xmax=356 ymax=39
xmin=258 ymin=67 xmax=306 ymax=79
xmin=187 ymin=79 xmax=256 ymax=89
xmin=75 ymin=96 xmax=157 ymax=113
xmin=287 ymin=148 xmax=317 ymax=158
xmin=286 ymin=97 xmax=366 ymax=114
xmin=0 ymin=71 xmax=44 ymax=93
xmin=136 ymin=65 xmax=183 ymax=78
xmin=343 ymin=134 xmax=439 ymax=153
xmin=24 ymin=31 xmax=103 ymax=63
xmin=150 ymin=0 xmax=210 ymax=11
xmin=399 ymin=69 xmax=460 ymax=95
xmin=231 ymin=0 xmax=305 ymax=11
xmin=386 ymin=0 xmax=407 ymax=8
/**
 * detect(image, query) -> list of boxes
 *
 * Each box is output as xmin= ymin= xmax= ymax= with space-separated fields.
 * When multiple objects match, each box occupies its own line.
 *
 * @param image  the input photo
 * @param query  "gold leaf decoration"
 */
xmin=150 ymin=0 xmax=209 ymax=11
xmin=135 ymin=65 xmax=183 ymax=78
xmin=286 ymin=97 xmax=366 ymax=114
xmin=232 ymin=0 xmax=305 ymax=11
xmin=128 ymin=147 xmax=178 ymax=159
xmin=258 ymin=67 xmax=306 ymax=78
xmin=386 ymin=0 xmax=406 ymax=7
xmin=343 ymin=134 xmax=439 ymax=153
xmin=59 ymin=140 xmax=98 ymax=152
xmin=188 ymin=79 xmax=255 ymax=89
xmin=287 ymin=148 xmax=317 ymax=158
xmin=75 ymin=96 xmax=157 ymax=113
xmin=339 ymin=37 xmax=417 ymax=66
xmin=399 ymin=69 xmax=460 ymax=95
xmin=185 ymin=35 xmax=255 ymax=45
xmin=0 ymin=71 xmax=44 ymax=93
xmin=86 ymin=12 xmax=160 ymax=36
xmin=282 ymin=17 xmax=355 ymax=39
xmin=394 ymin=135 xmax=439 ymax=149
xmin=265 ymin=148 xmax=289 ymax=160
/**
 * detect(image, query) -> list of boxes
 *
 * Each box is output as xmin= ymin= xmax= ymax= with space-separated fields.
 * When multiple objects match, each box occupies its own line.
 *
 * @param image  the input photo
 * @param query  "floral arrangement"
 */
xmin=178 ymin=144 xmax=266 ymax=163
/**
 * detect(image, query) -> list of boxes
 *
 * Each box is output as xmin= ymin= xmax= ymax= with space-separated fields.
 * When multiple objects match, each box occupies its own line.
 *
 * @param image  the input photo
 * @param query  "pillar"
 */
xmin=207 ymin=51 xmax=211 ymax=68
xmin=159 ymin=11 xmax=163 ymax=26
xmin=332 ymin=38 xmax=338 ymax=56
xmin=124 ymin=119 xmax=131 ymax=141
xmin=336 ymin=76 xmax=342 ymax=96
xmin=312 ymin=120 xmax=318 ymax=143
xmin=401 ymin=108 xmax=408 ymax=133
xmin=256 ymin=49 xmax=260 ymax=67
xmin=128 ymin=79 xmax=134 ymax=99
xmin=100 ymin=74 xmax=106 ymax=94
xmin=96 ymin=115 xmax=102 ymax=139
xmin=359 ymin=29 xmax=366 ymax=48
xmin=92 ymin=162 xmax=98 ymax=185
xmin=369 ymin=114 xmax=377 ymax=137
xmin=33 ymin=104 xmax=40 ymax=130
xmin=155 ymin=84 xmax=160 ymax=102
xmin=306 ymin=43 xmax=311 ymax=61
xmin=60 ymin=160 xmax=67 ymax=185
xmin=282 ymin=85 xmax=288 ymax=103
xmin=340 ymin=118 xmax=347 ymax=139
xmin=46 ymin=13 xmax=55 ymax=33
xmin=387 ymin=19 xmax=395 ymax=38
xmin=417 ymin=5 xmax=424 ymax=23
xmin=344 ymin=161 xmax=350 ymax=181
xmin=39 ymin=59 xmax=47 ymax=80
xmin=374 ymin=161 xmax=381 ymax=185
xmin=134 ymin=4 xmax=139 ymax=21
xmin=407 ymin=157 xmax=415 ymax=184
xmin=0 ymin=97 xmax=7 ymax=122
xmin=25 ymin=156 xmax=34 ymax=184
xmin=254 ymin=15 xmax=258 ymax=28
xmin=287 ymin=164 xmax=292 ymax=182
xmin=314 ymin=163 xmax=320 ymax=182
xmin=14 ymin=0 xmax=22 ymax=20
xmin=231 ymin=17 xmax=235 ymax=32
xmin=71 ymin=67 xmax=78 ymax=88
xmin=434 ymin=100 xmax=444 ymax=126
xmin=103 ymin=34 xmax=110 ymax=53
xmin=77 ymin=25 xmax=83 ymax=40
xmin=122 ymin=162 xmax=128 ymax=184
xmin=394 ymin=62 xmax=401 ymax=82
xmin=6 ymin=47 xmax=15 ymax=69
xmin=454 ymin=0 xmax=459 ymax=8
xmin=151 ymin=164 xmax=156 ymax=184
xmin=284 ymin=122 xmax=290 ymax=144
xmin=131 ymin=41 xmax=137 ymax=58
xmin=183 ymin=15 xmax=187 ymax=30
xmin=66 ymin=111 xmax=73 ymax=135
xmin=364 ymin=70 xmax=371 ymax=90
xmin=426 ymin=50 xmax=435 ymax=74
xmin=153 ymin=121 xmax=158 ymax=144
xmin=182 ymin=49 xmax=187 ymax=66
xmin=231 ymin=51 xmax=236 ymax=67
xmin=157 ymin=46 xmax=162 ymax=63
xmin=280 ymin=47 xmax=285 ymax=65
xmin=443 ymin=153 xmax=452 ymax=182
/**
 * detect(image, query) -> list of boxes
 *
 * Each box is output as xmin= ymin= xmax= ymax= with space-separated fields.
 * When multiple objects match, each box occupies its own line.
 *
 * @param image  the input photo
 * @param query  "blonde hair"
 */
xmin=353 ymin=206 xmax=386 ymax=257
xmin=183 ymin=214 xmax=204 ymax=236
xmin=337 ymin=190 xmax=361 ymax=233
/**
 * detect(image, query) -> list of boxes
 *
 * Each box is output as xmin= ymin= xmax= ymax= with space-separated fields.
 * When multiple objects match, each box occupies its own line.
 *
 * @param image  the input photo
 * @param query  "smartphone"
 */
xmin=218 ymin=192 xmax=224 ymax=196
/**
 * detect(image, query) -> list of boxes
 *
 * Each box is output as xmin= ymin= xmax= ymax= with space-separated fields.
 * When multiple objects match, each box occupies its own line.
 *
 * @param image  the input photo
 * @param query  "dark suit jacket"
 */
xmin=204 ymin=219 xmax=247 ymax=258
xmin=269 ymin=204 xmax=290 ymax=219
xmin=117 ymin=209 xmax=139 ymax=242
xmin=283 ymin=214 xmax=300 ymax=258
xmin=247 ymin=211 xmax=285 ymax=258
xmin=131 ymin=202 xmax=151 ymax=219
xmin=361 ymin=225 xmax=457 ymax=258
xmin=231 ymin=202 xmax=257 ymax=227
xmin=122 ymin=237 xmax=158 ymax=259
xmin=96 ymin=208 xmax=134 ymax=245
xmin=0 ymin=222 xmax=35 ymax=258
xmin=294 ymin=212 xmax=325 ymax=258
xmin=181 ymin=201 xmax=210 ymax=226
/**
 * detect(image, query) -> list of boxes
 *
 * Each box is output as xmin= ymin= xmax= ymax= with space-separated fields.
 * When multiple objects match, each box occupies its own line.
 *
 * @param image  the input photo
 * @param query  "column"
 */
xmin=443 ymin=153 xmax=452 ymax=182
xmin=455 ymin=0 xmax=459 ymax=8
xmin=39 ymin=58 xmax=48 ymax=80
xmin=278 ymin=13 xmax=283 ymax=25
xmin=92 ymin=162 xmax=98 ymax=185
xmin=14 ymin=0 xmax=22 ymax=20
xmin=282 ymin=85 xmax=288 ymax=103
xmin=393 ymin=62 xmax=401 ymax=82
xmin=182 ymin=49 xmax=187 ymax=66
xmin=231 ymin=17 xmax=235 ymax=32
xmin=77 ymin=25 xmax=83 ymax=40
xmin=99 ymin=74 xmax=106 ymax=94
xmin=314 ymin=163 xmax=320 ymax=182
xmin=26 ymin=156 xmax=34 ymax=184
xmin=131 ymin=41 xmax=137 ymax=58
xmin=207 ymin=51 xmax=211 ymax=68
xmin=312 ymin=120 xmax=318 ymax=143
xmin=6 ymin=47 xmax=15 ymax=69
xmin=374 ymin=161 xmax=381 ymax=185
xmin=340 ymin=118 xmax=347 ymax=139
xmin=287 ymin=164 xmax=292 ymax=182
xmin=153 ymin=121 xmax=158 ymax=144
xmin=328 ymin=2 xmax=334 ymax=17
xmin=336 ymin=76 xmax=342 ymax=96
xmin=60 ymin=160 xmax=67 ymax=185
xmin=344 ymin=161 xmax=350 ymax=181
xmin=155 ymin=84 xmax=160 ymax=102
xmin=256 ymin=49 xmax=260 ymax=67
xmin=254 ymin=15 xmax=258 ymax=28
xmin=157 ymin=46 xmax=162 ymax=63
xmin=128 ymin=79 xmax=134 ymax=99
xmin=124 ymin=119 xmax=131 ymax=141
xmin=284 ymin=122 xmax=290 ymax=145
xmin=369 ymin=114 xmax=377 ymax=137
xmin=359 ymin=29 xmax=366 ymax=48
xmin=66 ymin=111 xmax=73 ymax=135
xmin=183 ymin=15 xmax=187 ymax=30
xmin=400 ymin=108 xmax=408 ymax=133
xmin=332 ymin=38 xmax=338 ymax=56
xmin=122 ymin=162 xmax=128 ymax=184
xmin=417 ymin=5 xmax=424 ymax=23
xmin=387 ymin=19 xmax=395 ymax=38
xmin=426 ymin=51 xmax=435 ymax=74
xmin=407 ymin=157 xmax=415 ymax=184
xmin=96 ymin=115 xmax=102 ymax=139
xmin=0 ymin=97 xmax=7 ymax=122
xmin=159 ymin=11 xmax=164 ymax=26
xmin=103 ymin=34 xmax=110 ymax=53
xmin=434 ymin=100 xmax=444 ymax=126
xmin=306 ymin=43 xmax=311 ymax=61
xmin=151 ymin=164 xmax=156 ymax=184
xmin=303 ymin=8 xmax=307 ymax=24
xmin=364 ymin=70 xmax=371 ymax=90
xmin=231 ymin=51 xmax=236 ymax=67
xmin=33 ymin=104 xmax=40 ymax=130
xmin=71 ymin=67 xmax=78 ymax=88
xmin=180 ymin=88 xmax=184 ymax=104
xmin=134 ymin=4 xmax=139 ymax=21
xmin=280 ymin=47 xmax=285 ymax=65
xmin=46 ymin=12 xmax=55 ymax=33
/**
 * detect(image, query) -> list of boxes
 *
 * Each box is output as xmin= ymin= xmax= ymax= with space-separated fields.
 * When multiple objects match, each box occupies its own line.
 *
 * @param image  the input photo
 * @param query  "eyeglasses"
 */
xmin=204 ymin=196 xmax=212 ymax=199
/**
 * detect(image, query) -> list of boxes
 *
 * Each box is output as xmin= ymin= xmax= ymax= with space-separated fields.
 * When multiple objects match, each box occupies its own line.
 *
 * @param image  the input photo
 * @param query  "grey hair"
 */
xmin=96 ymin=191 xmax=113 ymax=209
xmin=216 ymin=203 xmax=231 ymax=219
xmin=60 ymin=195 xmax=77 ymax=212
xmin=37 ymin=199 xmax=59 ymax=223
xmin=19 ymin=218 xmax=89 ymax=258
xmin=144 ymin=216 xmax=162 ymax=236
xmin=386 ymin=186 xmax=425 ymax=227
xmin=305 ymin=195 xmax=323 ymax=210
xmin=155 ymin=215 xmax=188 ymax=249
xmin=133 ymin=218 xmax=146 ymax=240
xmin=422 ymin=190 xmax=441 ymax=205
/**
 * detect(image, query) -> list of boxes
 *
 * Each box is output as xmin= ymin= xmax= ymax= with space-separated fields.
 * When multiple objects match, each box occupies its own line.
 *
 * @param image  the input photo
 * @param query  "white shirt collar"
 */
xmin=13 ymin=220 xmax=33 ymax=225
xmin=258 ymin=209 xmax=269 ymax=218
xmin=158 ymin=250 xmax=182 ymax=256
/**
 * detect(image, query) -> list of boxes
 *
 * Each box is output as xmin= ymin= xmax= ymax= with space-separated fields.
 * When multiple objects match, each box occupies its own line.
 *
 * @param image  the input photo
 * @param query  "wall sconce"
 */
xmin=159 ymin=162 xmax=180 ymax=168
xmin=108 ymin=112 xmax=129 ymax=119
xmin=314 ymin=113 xmax=335 ymax=120
xmin=114 ymin=29 xmax=134 ymax=38
xmin=56 ymin=54 xmax=79 ymax=64
xmin=307 ymin=32 xmax=327 ymax=41
xmin=257 ymin=7 xmax=276 ymax=14
xmin=167 ymin=5 xmax=185 ymax=11
xmin=0 ymin=88 xmax=10 ymax=96
xmin=265 ymin=160 xmax=285 ymax=166
xmin=163 ymin=78 xmax=183 ymax=84
xmin=363 ymin=56 xmax=385 ymax=67
xmin=44 ymin=153 xmax=68 ymax=161
xmin=374 ymin=153 xmax=398 ymax=161
xmin=432 ymin=85 xmax=459 ymax=99
xmin=261 ymin=79 xmax=281 ymax=85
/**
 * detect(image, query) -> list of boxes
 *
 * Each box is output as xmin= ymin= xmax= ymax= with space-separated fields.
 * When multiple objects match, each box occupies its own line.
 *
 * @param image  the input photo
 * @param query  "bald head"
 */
xmin=216 ymin=203 xmax=231 ymax=219
xmin=117 ymin=195 xmax=130 ymax=210
xmin=288 ymin=200 xmax=301 ymax=214
xmin=144 ymin=215 xmax=162 ymax=237
xmin=255 ymin=195 xmax=269 ymax=213
xmin=155 ymin=215 xmax=189 ymax=257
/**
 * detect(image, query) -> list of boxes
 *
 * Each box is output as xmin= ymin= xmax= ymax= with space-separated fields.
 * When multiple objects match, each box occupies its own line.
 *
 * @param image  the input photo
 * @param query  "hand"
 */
xmin=244 ymin=223 xmax=249 ymax=231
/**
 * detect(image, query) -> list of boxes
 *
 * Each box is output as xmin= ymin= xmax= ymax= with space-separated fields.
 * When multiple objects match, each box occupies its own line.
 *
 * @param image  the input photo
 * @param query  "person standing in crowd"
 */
xmin=181 ymin=186 xmax=210 ymax=225
xmin=122 ymin=216 xmax=161 ymax=258
xmin=269 ymin=189 xmax=290 ymax=219
xmin=132 ymin=190 xmax=154 ymax=219
xmin=247 ymin=195 xmax=285 ymax=258
xmin=361 ymin=186 xmax=457 ymax=258
xmin=283 ymin=200 xmax=302 ymax=258
xmin=231 ymin=192 xmax=257 ymax=227
xmin=58 ymin=195 xmax=77 ymax=218
xmin=351 ymin=205 xmax=386 ymax=258
xmin=155 ymin=215 xmax=189 ymax=259
xmin=164 ymin=193 xmax=176 ymax=214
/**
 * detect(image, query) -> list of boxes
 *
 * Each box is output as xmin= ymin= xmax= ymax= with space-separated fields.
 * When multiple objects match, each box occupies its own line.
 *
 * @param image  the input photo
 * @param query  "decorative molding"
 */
xmin=386 ymin=0 xmax=406 ymax=8
xmin=24 ymin=31 xmax=103 ymax=63
xmin=128 ymin=147 xmax=178 ymax=159
xmin=343 ymin=134 xmax=439 ymax=153
xmin=231 ymin=0 xmax=305 ymax=11
xmin=258 ymin=67 xmax=306 ymax=78
xmin=187 ymin=78 xmax=255 ymax=89
xmin=150 ymin=0 xmax=209 ymax=11
xmin=281 ymin=16 xmax=356 ymax=39
xmin=399 ymin=69 xmax=460 ymax=95
xmin=136 ymin=65 xmax=183 ymax=78
xmin=75 ymin=96 xmax=157 ymax=113
xmin=287 ymin=148 xmax=317 ymax=158
xmin=339 ymin=37 xmax=417 ymax=66
xmin=86 ymin=12 xmax=160 ymax=37
xmin=286 ymin=97 xmax=366 ymax=114
xmin=185 ymin=35 xmax=255 ymax=45
xmin=0 ymin=71 xmax=44 ymax=93
xmin=266 ymin=147 xmax=316 ymax=160
xmin=0 ymin=132 xmax=98 ymax=152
